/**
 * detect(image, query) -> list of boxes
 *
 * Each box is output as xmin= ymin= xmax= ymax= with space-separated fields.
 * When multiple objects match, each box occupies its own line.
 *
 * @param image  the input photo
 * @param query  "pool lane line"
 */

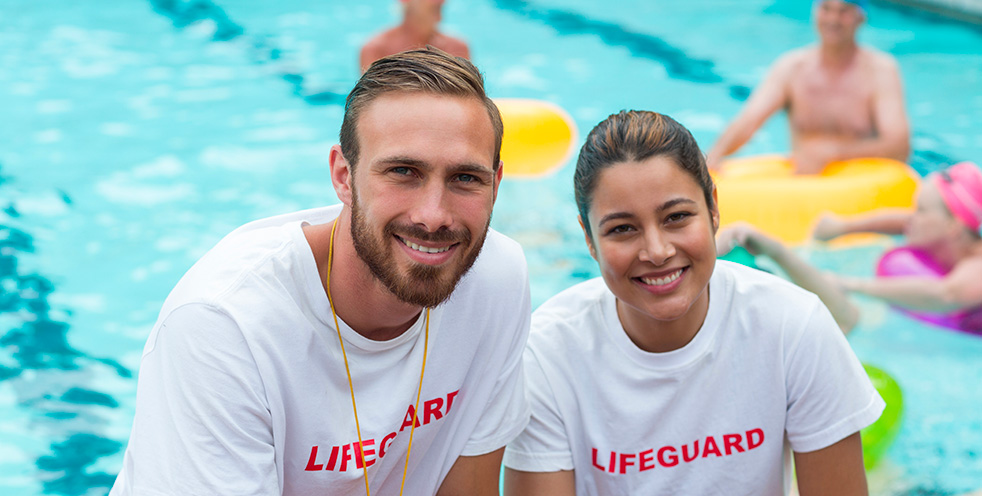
xmin=149 ymin=0 xmax=348 ymax=105
xmin=0 ymin=168 xmax=131 ymax=495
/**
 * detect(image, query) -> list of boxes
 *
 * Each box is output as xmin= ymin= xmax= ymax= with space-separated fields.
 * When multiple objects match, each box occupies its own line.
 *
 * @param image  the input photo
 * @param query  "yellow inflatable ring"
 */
xmin=861 ymin=363 xmax=903 ymax=470
xmin=496 ymin=98 xmax=577 ymax=178
xmin=714 ymin=156 xmax=919 ymax=243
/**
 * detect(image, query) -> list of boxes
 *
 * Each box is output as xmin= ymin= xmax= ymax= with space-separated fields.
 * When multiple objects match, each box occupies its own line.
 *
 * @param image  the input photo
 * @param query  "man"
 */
xmin=360 ymin=0 xmax=470 ymax=72
xmin=110 ymin=48 xmax=531 ymax=495
xmin=706 ymin=0 xmax=910 ymax=174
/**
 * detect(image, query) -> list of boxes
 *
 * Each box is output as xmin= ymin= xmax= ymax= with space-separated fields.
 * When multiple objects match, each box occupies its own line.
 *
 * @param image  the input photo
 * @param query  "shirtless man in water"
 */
xmin=360 ymin=0 xmax=470 ymax=72
xmin=707 ymin=0 xmax=910 ymax=174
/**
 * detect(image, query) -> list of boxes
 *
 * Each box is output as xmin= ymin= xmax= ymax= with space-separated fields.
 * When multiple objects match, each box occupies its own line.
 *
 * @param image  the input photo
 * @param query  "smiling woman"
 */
xmin=503 ymin=110 xmax=884 ymax=496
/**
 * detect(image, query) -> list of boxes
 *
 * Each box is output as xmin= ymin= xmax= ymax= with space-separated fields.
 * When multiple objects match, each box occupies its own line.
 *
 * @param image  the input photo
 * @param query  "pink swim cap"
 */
xmin=932 ymin=161 xmax=982 ymax=236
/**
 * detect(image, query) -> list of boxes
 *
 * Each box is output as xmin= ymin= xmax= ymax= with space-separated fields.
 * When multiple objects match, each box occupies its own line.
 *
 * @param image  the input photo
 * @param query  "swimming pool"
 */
xmin=1 ymin=0 xmax=980 ymax=494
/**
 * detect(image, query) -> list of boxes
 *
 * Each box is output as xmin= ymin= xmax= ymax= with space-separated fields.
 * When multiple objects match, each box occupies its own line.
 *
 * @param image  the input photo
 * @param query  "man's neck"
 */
xmin=400 ymin=15 xmax=438 ymax=45
xmin=306 ymin=210 xmax=424 ymax=341
xmin=819 ymin=40 xmax=859 ymax=69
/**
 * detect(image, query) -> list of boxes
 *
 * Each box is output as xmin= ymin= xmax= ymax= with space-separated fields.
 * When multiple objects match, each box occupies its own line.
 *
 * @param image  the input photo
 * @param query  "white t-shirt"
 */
xmin=504 ymin=261 xmax=884 ymax=495
xmin=111 ymin=205 xmax=531 ymax=496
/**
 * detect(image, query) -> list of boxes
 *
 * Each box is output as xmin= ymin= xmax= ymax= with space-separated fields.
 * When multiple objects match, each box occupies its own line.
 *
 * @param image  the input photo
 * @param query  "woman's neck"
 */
xmin=615 ymin=288 xmax=711 ymax=354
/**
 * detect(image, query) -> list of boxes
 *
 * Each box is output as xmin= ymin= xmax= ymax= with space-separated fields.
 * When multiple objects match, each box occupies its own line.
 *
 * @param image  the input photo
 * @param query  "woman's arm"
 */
xmin=504 ymin=468 xmax=574 ymax=496
xmin=794 ymin=432 xmax=868 ymax=496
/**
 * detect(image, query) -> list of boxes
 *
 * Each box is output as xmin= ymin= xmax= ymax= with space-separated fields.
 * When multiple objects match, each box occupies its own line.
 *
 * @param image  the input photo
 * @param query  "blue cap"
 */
xmin=816 ymin=0 xmax=869 ymax=15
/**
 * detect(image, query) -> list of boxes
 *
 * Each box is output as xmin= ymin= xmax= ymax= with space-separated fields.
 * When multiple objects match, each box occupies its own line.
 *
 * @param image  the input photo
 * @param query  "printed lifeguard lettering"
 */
xmin=591 ymin=428 xmax=765 ymax=474
xmin=305 ymin=390 xmax=459 ymax=472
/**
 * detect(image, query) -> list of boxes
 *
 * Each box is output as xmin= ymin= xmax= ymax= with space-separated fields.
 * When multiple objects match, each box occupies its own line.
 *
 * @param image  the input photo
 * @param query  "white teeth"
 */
xmin=403 ymin=239 xmax=450 ymax=254
xmin=640 ymin=269 xmax=682 ymax=286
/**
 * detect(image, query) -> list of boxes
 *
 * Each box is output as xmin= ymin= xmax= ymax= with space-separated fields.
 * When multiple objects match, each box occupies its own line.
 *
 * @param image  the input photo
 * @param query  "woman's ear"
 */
xmin=579 ymin=215 xmax=598 ymax=261
xmin=711 ymin=186 xmax=720 ymax=233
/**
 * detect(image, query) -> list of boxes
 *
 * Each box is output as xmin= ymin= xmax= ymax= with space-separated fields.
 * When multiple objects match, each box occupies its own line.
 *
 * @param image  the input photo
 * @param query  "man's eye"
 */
xmin=391 ymin=167 xmax=413 ymax=175
xmin=457 ymin=174 xmax=478 ymax=183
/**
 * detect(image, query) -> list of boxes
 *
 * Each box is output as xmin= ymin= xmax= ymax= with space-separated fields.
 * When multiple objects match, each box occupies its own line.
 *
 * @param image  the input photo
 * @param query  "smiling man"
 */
xmin=707 ymin=0 xmax=910 ymax=174
xmin=110 ymin=48 xmax=531 ymax=496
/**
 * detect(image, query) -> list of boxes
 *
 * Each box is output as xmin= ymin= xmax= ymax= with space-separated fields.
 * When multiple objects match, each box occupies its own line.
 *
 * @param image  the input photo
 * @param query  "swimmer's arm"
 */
xmin=437 ymin=448 xmax=506 ymax=496
xmin=706 ymin=53 xmax=797 ymax=170
xmin=503 ymin=468 xmax=575 ymax=496
xmin=842 ymin=258 xmax=982 ymax=312
xmin=828 ymin=57 xmax=910 ymax=163
xmin=812 ymin=210 xmax=911 ymax=241
xmin=794 ymin=432 xmax=868 ymax=496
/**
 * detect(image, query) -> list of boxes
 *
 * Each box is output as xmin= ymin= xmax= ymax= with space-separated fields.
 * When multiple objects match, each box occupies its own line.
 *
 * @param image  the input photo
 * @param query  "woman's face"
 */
xmin=583 ymin=156 xmax=719 ymax=326
xmin=906 ymin=179 xmax=962 ymax=249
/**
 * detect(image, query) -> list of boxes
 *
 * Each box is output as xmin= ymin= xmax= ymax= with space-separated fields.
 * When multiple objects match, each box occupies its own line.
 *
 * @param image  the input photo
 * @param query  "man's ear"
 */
xmin=330 ymin=144 xmax=354 ymax=207
xmin=579 ymin=216 xmax=598 ymax=261
xmin=491 ymin=160 xmax=504 ymax=203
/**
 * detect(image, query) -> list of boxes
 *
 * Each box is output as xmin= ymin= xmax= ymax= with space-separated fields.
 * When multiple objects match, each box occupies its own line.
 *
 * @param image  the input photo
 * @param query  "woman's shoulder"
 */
xmin=714 ymin=261 xmax=827 ymax=316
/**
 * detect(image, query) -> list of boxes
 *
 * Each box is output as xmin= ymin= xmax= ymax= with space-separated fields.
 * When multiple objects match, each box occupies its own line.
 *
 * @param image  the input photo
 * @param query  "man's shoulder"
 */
xmin=859 ymin=46 xmax=900 ymax=71
xmin=432 ymin=32 xmax=469 ymax=58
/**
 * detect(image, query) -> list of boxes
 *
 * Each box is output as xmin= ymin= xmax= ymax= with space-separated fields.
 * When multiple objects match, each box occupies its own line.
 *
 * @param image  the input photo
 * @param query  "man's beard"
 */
xmin=349 ymin=193 xmax=489 ymax=308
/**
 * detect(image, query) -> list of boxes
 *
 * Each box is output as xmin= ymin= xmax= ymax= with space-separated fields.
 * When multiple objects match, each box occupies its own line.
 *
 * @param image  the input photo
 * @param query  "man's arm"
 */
xmin=436 ymin=449 xmax=505 ymax=496
xmin=706 ymin=53 xmax=797 ymax=170
xmin=827 ymin=54 xmax=910 ymax=162
xmin=794 ymin=432 xmax=869 ymax=496
xmin=503 ymin=468 xmax=574 ymax=496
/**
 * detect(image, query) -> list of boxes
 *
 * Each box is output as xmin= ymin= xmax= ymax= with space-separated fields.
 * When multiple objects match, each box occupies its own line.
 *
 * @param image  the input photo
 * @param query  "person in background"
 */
xmin=504 ymin=110 xmax=882 ymax=495
xmin=110 ymin=48 xmax=530 ymax=496
xmin=360 ymin=0 xmax=470 ymax=72
xmin=706 ymin=0 xmax=910 ymax=174
xmin=718 ymin=161 xmax=982 ymax=334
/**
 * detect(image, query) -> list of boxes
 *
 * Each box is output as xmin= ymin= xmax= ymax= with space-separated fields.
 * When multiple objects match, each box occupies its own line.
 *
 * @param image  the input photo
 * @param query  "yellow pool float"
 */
xmin=714 ymin=156 xmax=920 ymax=243
xmin=496 ymin=98 xmax=577 ymax=178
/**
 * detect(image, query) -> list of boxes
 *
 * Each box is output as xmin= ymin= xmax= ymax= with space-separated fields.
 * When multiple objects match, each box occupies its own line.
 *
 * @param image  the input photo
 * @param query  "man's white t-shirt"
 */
xmin=111 ymin=205 xmax=531 ymax=495
xmin=505 ymin=261 xmax=884 ymax=495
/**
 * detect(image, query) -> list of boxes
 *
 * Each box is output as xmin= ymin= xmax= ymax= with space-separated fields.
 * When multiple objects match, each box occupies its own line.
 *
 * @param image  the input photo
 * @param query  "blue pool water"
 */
xmin=1 ymin=0 xmax=980 ymax=494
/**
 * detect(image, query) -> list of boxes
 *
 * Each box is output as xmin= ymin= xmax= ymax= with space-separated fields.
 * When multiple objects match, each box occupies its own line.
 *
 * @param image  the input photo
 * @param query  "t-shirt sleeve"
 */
xmin=460 ymin=274 xmax=533 ymax=456
xmin=111 ymin=303 xmax=279 ymax=495
xmin=784 ymin=299 xmax=886 ymax=453
xmin=503 ymin=347 xmax=574 ymax=472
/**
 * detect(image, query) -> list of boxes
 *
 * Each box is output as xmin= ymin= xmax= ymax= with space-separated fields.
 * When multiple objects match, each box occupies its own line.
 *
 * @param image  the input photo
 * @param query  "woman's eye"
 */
xmin=666 ymin=212 xmax=691 ymax=223
xmin=607 ymin=224 xmax=633 ymax=235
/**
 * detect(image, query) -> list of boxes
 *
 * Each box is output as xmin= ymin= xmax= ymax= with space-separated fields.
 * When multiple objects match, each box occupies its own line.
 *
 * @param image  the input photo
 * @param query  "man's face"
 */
xmin=347 ymin=92 xmax=500 ymax=308
xmin=815 ymin=0 xmax=864 ymax=45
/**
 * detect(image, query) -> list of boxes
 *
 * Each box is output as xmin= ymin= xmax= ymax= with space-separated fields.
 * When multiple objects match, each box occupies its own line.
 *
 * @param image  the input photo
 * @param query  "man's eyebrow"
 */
xmin=375 ymin=156 xmax=429 ymax=168
xmin=450 ymin=163 xmax=495 ymax=178
xmin=374 ymin=157 xmax=494 ymax=177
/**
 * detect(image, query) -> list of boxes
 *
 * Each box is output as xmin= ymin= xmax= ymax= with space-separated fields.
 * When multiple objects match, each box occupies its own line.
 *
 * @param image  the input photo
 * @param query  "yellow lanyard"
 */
xmin=326 ymin=218 xmax=429 ymax=496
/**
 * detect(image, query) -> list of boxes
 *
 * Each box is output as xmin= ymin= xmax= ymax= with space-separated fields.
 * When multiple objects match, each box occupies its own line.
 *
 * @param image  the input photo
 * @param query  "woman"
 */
xmin=717 ymin=161 xmax=982 ymax=334
xmin=503 ymin=111 xmax=882 ymax=495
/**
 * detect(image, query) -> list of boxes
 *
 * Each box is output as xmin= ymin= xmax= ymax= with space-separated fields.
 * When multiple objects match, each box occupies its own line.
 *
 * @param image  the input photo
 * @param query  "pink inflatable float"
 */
xmin=875 ymin=247 xmax=982 ymax=335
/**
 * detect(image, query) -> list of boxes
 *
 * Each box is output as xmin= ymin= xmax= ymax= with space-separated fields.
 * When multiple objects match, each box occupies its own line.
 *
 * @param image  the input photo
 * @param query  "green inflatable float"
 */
xmin=861 ymin=363 xmax=903 ymax=469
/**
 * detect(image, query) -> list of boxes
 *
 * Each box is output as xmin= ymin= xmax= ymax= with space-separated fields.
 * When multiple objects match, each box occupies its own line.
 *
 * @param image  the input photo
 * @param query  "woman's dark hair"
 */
xmin=574 ymin=110 xmax=716 ymax=237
